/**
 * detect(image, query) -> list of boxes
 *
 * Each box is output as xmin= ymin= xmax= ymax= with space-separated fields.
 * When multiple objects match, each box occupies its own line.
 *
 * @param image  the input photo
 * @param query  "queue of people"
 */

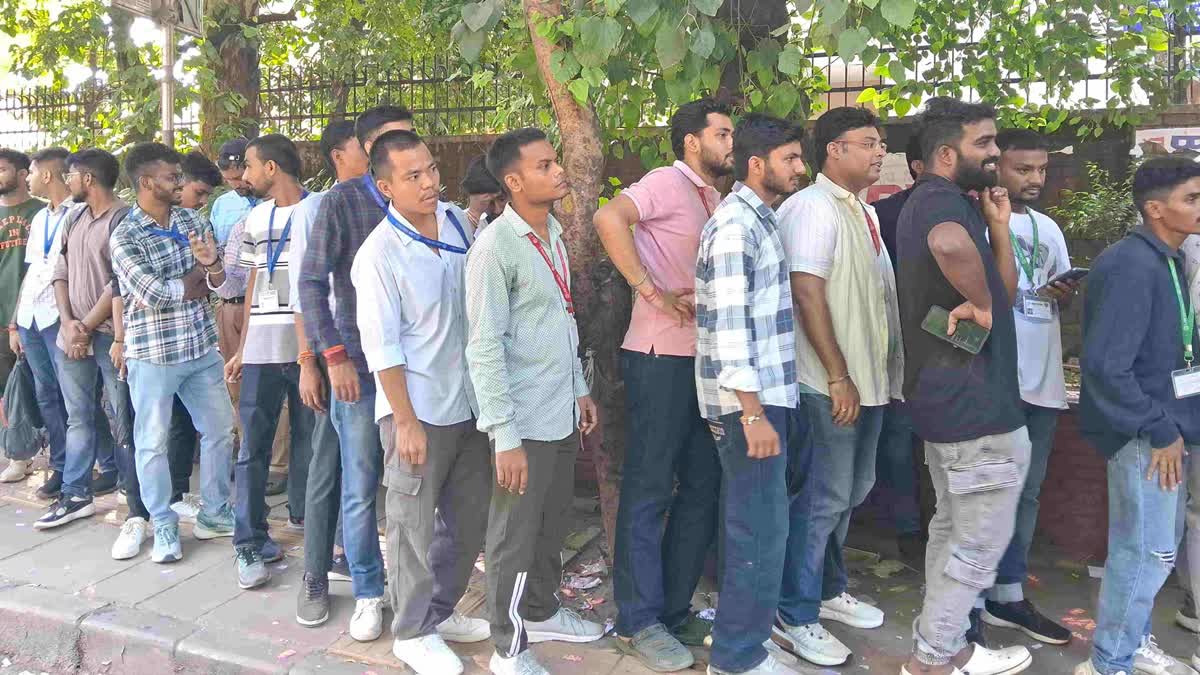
xmin=0 ymin=93 xmax=1197 ymax=675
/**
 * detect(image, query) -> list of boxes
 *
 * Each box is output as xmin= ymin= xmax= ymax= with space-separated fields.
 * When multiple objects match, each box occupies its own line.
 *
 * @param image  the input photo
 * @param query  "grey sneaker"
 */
xmin=1135 ymin=635 xmax=1195 ymax=674
xmin=489 ymin=650 xmax=549 ymax=675
xmin=236 ymin=547 xmax=270 ymax=589
xmin=619 ymin=623 xmax=694 ymax=672
xmin=708 ymin=654 xmax=796 ymax=674
xmin=194 ymin=503 xmax=234 ymax=540
xmin=152 ymin=523 xmax=182 ymax=563
xmin=296 ymin=572 xmax=330 ymax=626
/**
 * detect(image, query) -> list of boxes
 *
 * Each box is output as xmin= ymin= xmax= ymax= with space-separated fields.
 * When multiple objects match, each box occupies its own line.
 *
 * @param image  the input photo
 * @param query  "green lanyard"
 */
xmin=1169 ymin=258 xmax=1195 ymax=366
xmin=1009 ymin=212 xmax=1039 ymax=283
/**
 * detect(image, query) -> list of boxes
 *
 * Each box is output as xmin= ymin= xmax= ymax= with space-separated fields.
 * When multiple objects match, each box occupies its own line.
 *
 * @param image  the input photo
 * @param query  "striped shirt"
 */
xmin=110 ymin=205 xmax=218 ymax=365
xmin=694 ymin=184 xmax=798 ymax=420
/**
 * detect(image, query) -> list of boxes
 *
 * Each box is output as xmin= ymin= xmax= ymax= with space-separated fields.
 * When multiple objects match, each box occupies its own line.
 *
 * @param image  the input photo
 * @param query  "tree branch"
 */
xmin=252 ymin=10 xmax=296 ymax=25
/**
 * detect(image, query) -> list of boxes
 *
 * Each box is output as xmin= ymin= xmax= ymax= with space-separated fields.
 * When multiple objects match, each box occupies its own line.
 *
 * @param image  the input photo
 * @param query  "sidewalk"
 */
xmin=0 ymin=454 xmax=1192 ymax=674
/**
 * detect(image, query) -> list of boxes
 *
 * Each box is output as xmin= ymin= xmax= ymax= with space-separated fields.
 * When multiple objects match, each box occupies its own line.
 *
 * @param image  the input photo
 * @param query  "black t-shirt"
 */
xmin=896 ymin=175 xmax=1023 ymax=443
xmin=872 ymin=186 xmax=913 ymax=269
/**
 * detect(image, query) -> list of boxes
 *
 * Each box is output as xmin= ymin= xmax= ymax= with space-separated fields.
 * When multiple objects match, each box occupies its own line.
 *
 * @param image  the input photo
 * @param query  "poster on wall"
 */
xmin=1133 ymin=127 xmax=1200 ymax=159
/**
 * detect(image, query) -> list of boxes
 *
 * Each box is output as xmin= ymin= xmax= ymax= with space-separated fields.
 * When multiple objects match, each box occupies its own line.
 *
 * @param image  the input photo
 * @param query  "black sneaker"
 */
xmin=36 ymin=471 xmax=63 ymax=500
xmin=967 ymin=608 xmax=988 ymax=648
xmin=1177 ymin=592 xmax=1200 ymax=633
xmin=983 ymin=599 xmax=1071 ymax=645
xmin=92 ymin=470 xmax=119 ymax=496
xmin=296 ymin=572 xmax=330 ymax=626
xmin=328 ymin=553 xmax=351 ymax=582
xmin=33 ymin=496 xmax=95 ymax=530
xmin=265 ymin=474 xmax=287 ymax=497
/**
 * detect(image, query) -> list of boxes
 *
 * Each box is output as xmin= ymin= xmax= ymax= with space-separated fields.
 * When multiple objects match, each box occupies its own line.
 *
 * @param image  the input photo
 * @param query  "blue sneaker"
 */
xmin=152 ymin=523 xmax=182 ymax=563
xmin=261 ymin=537 xmax=283 ymax=563
xmin=236 ymin=546 xmax=270 ymax=589
xmin=194 ymin=503 xmax=234 ymax=540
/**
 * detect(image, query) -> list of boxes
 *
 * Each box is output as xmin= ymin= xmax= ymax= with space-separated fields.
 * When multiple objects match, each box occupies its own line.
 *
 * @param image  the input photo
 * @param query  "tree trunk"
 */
xmin=111 ymin=10 xmax=155 ymax=145
xmin=199 ymin=0 xmax=261 ymax=153
xmin=718 ymin=0 xmax=790 ymax=102
xmin=523 ymin=0 xmax=630 ymax=557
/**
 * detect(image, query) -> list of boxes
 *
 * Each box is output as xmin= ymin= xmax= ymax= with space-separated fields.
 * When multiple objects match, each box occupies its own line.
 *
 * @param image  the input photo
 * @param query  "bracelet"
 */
xmin=323 ymin=345 xmax=348 ymax=365
xmin=740 ymin=412 xmax=764 ymax=426
xmin=630 ymin=268 xmax=651 ymax=288
xmin=828 ymin=373 xmax=851 ymax=385
xmin=113 ymin=339 xmax=123 ymax=344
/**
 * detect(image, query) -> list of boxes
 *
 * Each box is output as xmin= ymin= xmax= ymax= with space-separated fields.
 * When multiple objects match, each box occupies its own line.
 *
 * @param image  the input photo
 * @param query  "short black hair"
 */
xmin=904 ymin=134 xmax=923 ymax=164
xmin=355 ymin=105 xmax=414 ymax=148
xmin=368 ymin=129 xmax=425 ymax=179
xmin=486 ymin=128 xmax=548 ymax=195
xmin=669 ymin=98 xmax=733 ymax=160
xmin=319 ymin=119 xmax=357 ymax=172
xmin=732 ymin=113 xmax=805 ymax=182
xmin=462 ymin=155 xmax=501 ymax=195
xmin=0 ymin=149 xmax=31 ymax=173
xmin=915 ymin=97 xmax=997 ymax=164
xmin=997 ymin=128 xmax=1049 ymax=153
xmin=124 ymin=142 xmax=183 ymax=184
xmin=247 ymin=134 xmax=302 ymax=179
xmin=31 ymin=147 xmax=70 ymax=167
xmin=66 ymin=149 xmax=120 ymax=189
xmin=811 ymin=106 xmax=880 ymax=171
xmin=1133 ymin=156 xmax=1200 ymax=220
xmin=181 ymin=151 xmax=222 ymax=188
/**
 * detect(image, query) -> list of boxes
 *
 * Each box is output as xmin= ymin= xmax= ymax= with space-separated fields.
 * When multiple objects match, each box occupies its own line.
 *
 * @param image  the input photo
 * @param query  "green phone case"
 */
xmin=921 ymin=305 xmax=990 ymax=355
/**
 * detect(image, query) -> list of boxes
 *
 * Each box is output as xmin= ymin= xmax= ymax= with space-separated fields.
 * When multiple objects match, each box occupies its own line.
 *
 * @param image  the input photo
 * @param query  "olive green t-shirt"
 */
xmin=0 ymin=198 xmax=44 ymax=327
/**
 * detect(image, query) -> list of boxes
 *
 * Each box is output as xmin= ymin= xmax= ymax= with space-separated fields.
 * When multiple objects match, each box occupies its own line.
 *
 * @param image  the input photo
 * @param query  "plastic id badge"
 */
xmin=1172 ymin=366 xmax=1200 ymax=399
xmin=258 ymin=286 xmax=280 ymax=312
xmin=1023 ymin=295 xmax=1053 ymax=321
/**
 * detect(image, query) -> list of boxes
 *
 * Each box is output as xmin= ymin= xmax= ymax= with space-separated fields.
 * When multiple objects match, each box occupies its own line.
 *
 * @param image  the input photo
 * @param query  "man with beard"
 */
xmin=210 ymin=139 xmax=257 ymax=246
xmin=896 ymin=98 xmax=1031 ymax=675
xmin=110 ymin=143 xmax=235 ymax=563
xmin=0 ymin=149 xmax=41 ymax=393
xmin=593 ymin=97 xmax=732 ymax=671
xmin=773 ymin=107 xmax=901 ymax=667
xmin=694 ymin=113 xmax=808 ymax=675
xmin=180 ymin=151 xmax=223 ymax=212
xmin=461 ymin=156 xmax=505 ymax=234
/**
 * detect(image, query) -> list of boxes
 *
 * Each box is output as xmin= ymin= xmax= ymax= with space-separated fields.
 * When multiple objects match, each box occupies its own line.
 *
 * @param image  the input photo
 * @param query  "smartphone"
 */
xmin=921 ymin=305 xmax=990 ymax=355
xmin=1036 ymin=267 xmax=1089 ymax=295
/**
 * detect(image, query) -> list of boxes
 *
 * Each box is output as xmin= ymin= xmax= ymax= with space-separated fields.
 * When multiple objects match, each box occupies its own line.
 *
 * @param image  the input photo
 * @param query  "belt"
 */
xmin=224 ymin=296 xmax=246 ymax=305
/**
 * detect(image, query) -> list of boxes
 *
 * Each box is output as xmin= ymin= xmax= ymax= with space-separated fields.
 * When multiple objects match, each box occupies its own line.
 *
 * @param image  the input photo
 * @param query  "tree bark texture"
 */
xmin=199 ymin=0 xmax=261 ymax=153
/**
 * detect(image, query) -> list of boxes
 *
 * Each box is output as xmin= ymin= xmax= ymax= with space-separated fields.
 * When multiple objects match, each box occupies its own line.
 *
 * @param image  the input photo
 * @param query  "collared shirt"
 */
xmin=287 ymin=191 xmax=333 ymax=317
xmin=299 ymin=176 xmax=386 ymax=377
xmin=16 ymin=200 xmax=73 ymax=331
xmin=52 ymin=200 xmax=129 ymax=343
xmin=465 ymin=205 xmax=589 ymax=453
xmin=620 ymin=160 xmax=721 ymax=357
xmin=110 ymin=206 xmax=218 ymax=365
xmin=212 ymin=215 xmax=249 ymax=300
xmin=1081 ymin=227 xmax=1200 ymax=457
xmin=352 ymin=202 xmax=475 ymax=425
xmin=694 ymin=183 xmax=798 ymax=420
xmin=778 ymin=173 xmax=903 ymax=405
xmin=209 ymin=190 xmax=255 ymax=246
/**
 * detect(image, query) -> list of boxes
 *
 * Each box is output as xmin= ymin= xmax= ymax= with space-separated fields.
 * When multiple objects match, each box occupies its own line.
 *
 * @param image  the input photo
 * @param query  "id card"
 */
xmin=1023 ymin=295 xmax=1053 ymax=321
xmin=1172 ymin=366 xmax=1200 ymax=399
xmin=258 ymin=287 xmax=280 ymax=312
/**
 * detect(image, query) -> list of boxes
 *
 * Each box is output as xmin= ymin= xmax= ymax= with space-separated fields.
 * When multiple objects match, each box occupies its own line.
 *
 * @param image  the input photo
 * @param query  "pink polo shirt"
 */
xmin=620 ymin=161 xmax=721 ymax=357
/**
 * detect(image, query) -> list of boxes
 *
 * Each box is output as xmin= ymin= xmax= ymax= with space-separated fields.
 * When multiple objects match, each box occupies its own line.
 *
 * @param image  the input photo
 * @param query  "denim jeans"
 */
xmin=302 ymin=367 xmax=342 ymax=578
xmin=614 ymin=350 xmax=721 ymax=637
xmin=16 ymin=323 xmax=67 ymax=470
xmin=709 ymin=405 xmax=809 ymax=673
xmin=874 ymin=400 xmax=921 ymax=536
xmin=127 ymin=349 xmax=235 ymax=527
xmin=169 ymin=396 xmax=197 ymax=503
xmin=1090 ymin=436 xmax=1190 ymax=675
xmin=58 ymin=332 xmax=125 ymax=499
xmin=989 ymin=403 xmax=1060 ymax=601
xmin=913 ymin=426 xmax=1030 ymax=666
xmin=234 ymin=363 xmax=314 ymax=550
xmin=779 ymin=393 xmax=884 ymax=626
xmin=329 ymin=379 xmax=385 ymax=600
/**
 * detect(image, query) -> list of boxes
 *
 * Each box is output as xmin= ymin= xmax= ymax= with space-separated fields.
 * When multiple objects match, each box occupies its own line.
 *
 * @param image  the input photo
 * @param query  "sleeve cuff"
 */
xmin=717 ymin=365 xmax=762 ymax=394
xmin=1148 ymin=419 xmax=1182 ymax=450
xmin=491 ymin=424 xmax=522 ymax=453
xmin=364 ymin=345 xmax=407 ymax=375
xmin=789 ymin=261 xmax=832 ymax=278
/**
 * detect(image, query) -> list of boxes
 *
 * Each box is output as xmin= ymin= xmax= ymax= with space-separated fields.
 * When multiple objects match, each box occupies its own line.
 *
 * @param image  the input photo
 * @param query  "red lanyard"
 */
xmin=525 ymin=233 xmax=574 ymax=315
xmin=695 ymin=185 xmax=713 ymax=219
xmin=860 ymin=205 xmax=881 ymax=256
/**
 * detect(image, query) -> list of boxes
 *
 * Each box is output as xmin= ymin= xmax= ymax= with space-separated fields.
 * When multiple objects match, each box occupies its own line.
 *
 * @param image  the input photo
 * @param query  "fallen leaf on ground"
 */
xmin=566 ymin=575 xmax=602 ymax=590
xmin=277 ymin=649 xmax=296 ymax=660
xmin=869 ymin=560 xmax=906 ymax=579
xmin=563 ymin=654 xmax=583 ymax=662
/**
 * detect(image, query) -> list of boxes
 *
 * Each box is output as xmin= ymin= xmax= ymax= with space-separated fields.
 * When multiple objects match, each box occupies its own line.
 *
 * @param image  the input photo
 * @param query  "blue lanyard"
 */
xmin=361 ymin=174 xmax=389 ymax=212
xmin=385 ymin=206 xmax=469 ymax=254
xmin=266 ymin=191 xmax=308 ymax=279
xmin=42 ymin=207 xmax=67 ymax=260
xmin=148 ymin=218 xmax=189 ymax=245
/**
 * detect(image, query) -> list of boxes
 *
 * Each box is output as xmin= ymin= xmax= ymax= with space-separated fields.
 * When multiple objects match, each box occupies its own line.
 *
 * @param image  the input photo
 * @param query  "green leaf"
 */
xmin=457 ymin=27 xmax=486 ymax=62
xmin=691 ymin=25 xmax=716 ymax=58
xmin=568 ymin=78 xmax=590 ymax=104
xmin=628 ymin=0 xmax=660 ymax=27
xmin=894 ymin=96 xmax=912 ymax=116
xmin=881 ymin=0 xmax=916 ymax=27
xmin=856 ymin=87 xmax=879 ymax=103
xmin=691 ymin=0 xmax=722 ymax=17
xmin=837 ymin=27 xmax=868 ymax=62
xmin=750 ymin=89 xmax=764 ymax=107
xmin=767 ymin=83 xmax=800 ymax=117
xmin=655 ymin=23 xmax=686 ymax=70
xmin=550 ymin=50 xmax=580 ymax=83
xmin=583 ymin=65 xmax=606 ymax=88
xmin=861 ymin=0 xmax=879 ymax=8
xmin=577 ymin=16 xmax=623 ymax=67
xmin=888 ymin=59 xmax=907 ymax=83
xmin=1145 ymin=27 xmax=1170 ymax=51
xmin=604 ymin=0 xmax=626 ymax=14
xmin=817 ymin=0 xmax=848 ymax=26
xmin=778 ymin=46 xmax=802 ymax=76
xmin=461 ymin=0 xmax=496 ymax=33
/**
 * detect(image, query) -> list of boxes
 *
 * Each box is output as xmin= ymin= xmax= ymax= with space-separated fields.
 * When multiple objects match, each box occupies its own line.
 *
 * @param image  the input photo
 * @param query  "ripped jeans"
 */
xmin=913 ymin=426 xmax=1031 ymax=666
xmin=1090 ymin=436 xmax=1190 ymax=675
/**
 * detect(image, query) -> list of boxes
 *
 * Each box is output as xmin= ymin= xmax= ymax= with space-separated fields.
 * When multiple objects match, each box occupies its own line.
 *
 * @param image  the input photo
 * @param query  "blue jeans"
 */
xmin=990 ymin=403 xmax=1060 ymax=601
xmin=709 ymin=405 xmax=809 ymax=673
xmin=779 ymin=393 xmax=884 ymax=626
xmin=1090 ymin=437 xmax=1189 ymax=674
xmin=127 ymin=349 xmax=235 ymax=527
xmin=614 ymin=350 xmax=721 ymax=637
xmin=234 ymin=363 xmax=314 ymax=550
xmin=16 ymin=323 xmax=67 ymax=470
xmin=875 ymin=400 xmax=920 ymax=535
xmin=330 ymin=379 xmax=385 ymax=599
xmin=58 ymin=332 xmax=124 ymax=499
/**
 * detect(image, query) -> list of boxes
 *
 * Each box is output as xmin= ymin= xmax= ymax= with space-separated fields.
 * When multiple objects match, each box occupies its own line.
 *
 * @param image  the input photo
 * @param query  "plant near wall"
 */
xmin=1050 ymin=161 xmax=1140 ymax=247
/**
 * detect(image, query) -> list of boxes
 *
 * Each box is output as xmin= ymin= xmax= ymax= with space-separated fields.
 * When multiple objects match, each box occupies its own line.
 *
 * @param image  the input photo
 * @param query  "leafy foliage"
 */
xmin=1050 ymin=162 xmax=1140 ymax=244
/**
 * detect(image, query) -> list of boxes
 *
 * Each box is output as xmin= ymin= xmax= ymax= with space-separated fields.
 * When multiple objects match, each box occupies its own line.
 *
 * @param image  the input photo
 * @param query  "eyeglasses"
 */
xmin=62 ymin=171 xmax=85 ymax=182
xmin=836 ymin=139 xmax=888 ymax=152
xmin=159 ymin=173 xmax=185 ymax=185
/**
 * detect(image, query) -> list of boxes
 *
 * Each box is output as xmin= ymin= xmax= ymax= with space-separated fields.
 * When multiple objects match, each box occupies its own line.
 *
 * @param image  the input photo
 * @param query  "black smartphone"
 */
xmin=1035 ymin=267 xmax=1089 ymax=295
xmin=921 ymin=305 xmax=990 ymax=355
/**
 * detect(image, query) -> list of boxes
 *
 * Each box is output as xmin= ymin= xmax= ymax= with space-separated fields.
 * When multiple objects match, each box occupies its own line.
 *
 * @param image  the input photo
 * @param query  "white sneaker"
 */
xmin=902 ymin=667 xmax=963 ymax=675
xmin=524 ymin=607 xmax=604 ymax=643
xmin=1075 ymin=659 xmax=1127 ymax=675
xmin=763 ymin=633 xmax=800 ymax=667
xmin=819 ymin=591 xmax=885 ymax=629
xmin=170 ymin=493 xmax=202 ymax=523
xmin=437 ymin=612 xmax=491 ymax=643
xmin=0 ymin=460 xmax=32 ymax=483
xmin=708 ymin=654 xmax=798 ymax=674
xmin=489 ymin=650 xmax=548 ymax=675
xmin=961 ymin=644 xmax=1033 ymax=675
xmin=772 ymin=619 xmax=850 ymax=666
xmin=349 ymin=596 xmax=385 ymax=642
xmin=392 ymin=634 xmax=463 ymax=675
xmin=1135 ymin=635 xmax=1196 ymax=675
xmin=111 ymin=517 xmax=148 ymax=560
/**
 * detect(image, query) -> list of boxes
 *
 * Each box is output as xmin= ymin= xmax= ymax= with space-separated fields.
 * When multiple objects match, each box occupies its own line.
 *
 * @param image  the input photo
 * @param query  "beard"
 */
xmin=701 ymin=147 xmax=734 ymax=178
xmin=0 ymin=176 xmax=19 ymax=196
xmin=155 ymin=185 xmax=181 ymax=207
xmin=954 ymin=152 xmax=1000 ymax=191
xmin=764 ymin=164 xmax=800 ymax=197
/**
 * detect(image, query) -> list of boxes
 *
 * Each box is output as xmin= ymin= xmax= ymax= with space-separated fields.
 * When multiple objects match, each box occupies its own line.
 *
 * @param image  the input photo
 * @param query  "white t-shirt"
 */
xmin=1009 ymin=207 xmax=1071 ymax=409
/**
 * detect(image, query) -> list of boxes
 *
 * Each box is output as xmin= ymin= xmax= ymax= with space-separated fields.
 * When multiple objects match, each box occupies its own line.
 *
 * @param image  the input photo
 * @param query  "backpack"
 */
xmin=0 ymin=356 xmax=45 ymax=462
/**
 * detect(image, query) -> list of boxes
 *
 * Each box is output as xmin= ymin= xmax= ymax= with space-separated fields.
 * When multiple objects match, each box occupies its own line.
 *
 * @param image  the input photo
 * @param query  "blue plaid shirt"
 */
xmin=110 ymin=205 xmax=218 ymax=365
xmin=694 ymin=184 xmax=798 ymax=420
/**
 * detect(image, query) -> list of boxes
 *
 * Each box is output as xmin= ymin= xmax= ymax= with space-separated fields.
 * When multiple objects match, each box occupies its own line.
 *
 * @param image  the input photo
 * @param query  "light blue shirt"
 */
xmin=209 ymin=190 xmax=256 ymax=245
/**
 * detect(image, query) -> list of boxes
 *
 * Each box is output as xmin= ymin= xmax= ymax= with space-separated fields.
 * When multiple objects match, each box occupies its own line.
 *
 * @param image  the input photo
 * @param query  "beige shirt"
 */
xmin=52 ymin=201 xmax=128 ymax=344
